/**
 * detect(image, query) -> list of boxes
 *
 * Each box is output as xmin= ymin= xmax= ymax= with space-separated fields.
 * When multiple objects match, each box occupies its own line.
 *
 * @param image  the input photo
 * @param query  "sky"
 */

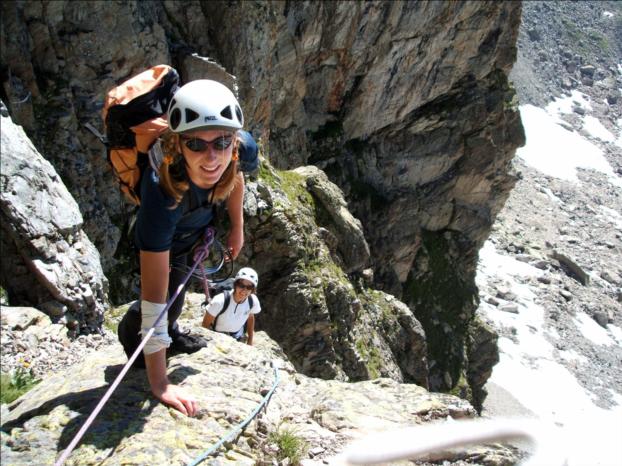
xmin=476 ymin=90 xmax=622 ymax=466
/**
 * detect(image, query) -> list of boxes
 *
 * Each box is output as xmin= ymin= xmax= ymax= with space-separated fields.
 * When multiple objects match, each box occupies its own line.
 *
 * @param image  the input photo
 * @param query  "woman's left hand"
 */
xmin=227 ymin=225 xmax=244 ymax=260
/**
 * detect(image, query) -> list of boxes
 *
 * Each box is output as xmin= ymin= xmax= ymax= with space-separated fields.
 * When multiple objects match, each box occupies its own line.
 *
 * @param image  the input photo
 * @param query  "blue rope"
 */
xmin=187 ymin=362 xmax=280 ymax=466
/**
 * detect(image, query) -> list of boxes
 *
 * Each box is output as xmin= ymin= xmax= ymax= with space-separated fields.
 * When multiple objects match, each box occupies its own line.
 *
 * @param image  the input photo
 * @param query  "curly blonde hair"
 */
xmin=157 ymin=130 xmax=241 ymax=207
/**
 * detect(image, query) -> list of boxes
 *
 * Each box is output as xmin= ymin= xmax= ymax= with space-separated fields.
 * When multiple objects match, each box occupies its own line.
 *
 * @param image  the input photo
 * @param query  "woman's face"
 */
xmin=180 ymin=129 xmax=234 ymax=189
xmin=233 ymin=279 xmax=254 ymax=302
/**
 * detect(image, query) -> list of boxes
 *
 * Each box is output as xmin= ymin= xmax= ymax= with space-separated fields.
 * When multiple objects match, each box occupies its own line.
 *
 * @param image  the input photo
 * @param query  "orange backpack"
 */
xmin=100 ymin=65 xmax=179 ymax=204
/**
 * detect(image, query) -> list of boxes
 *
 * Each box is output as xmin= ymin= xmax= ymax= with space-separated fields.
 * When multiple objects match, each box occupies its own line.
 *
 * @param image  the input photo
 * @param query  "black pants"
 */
xmin=117 ymin=253 xmax=192 ymax=368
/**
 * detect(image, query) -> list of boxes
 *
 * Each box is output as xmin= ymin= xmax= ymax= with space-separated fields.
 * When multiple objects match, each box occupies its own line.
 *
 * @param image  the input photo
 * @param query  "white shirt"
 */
xmin=206 ymin=291 xmax=261 ymax=333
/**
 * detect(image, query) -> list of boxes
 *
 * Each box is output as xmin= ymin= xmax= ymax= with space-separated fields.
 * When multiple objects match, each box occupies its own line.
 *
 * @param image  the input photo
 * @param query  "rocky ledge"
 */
xmin=1 ymin=326 xmax=518 ymax=466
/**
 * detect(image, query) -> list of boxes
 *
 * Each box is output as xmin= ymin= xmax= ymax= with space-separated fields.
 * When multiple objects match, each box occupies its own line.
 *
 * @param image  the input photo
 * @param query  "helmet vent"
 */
xmin=170 ymin=108 xmax=181 ymax=130
xmin=220 ymin=105 xmax=233 ymax=120
xmin=235 ymin=105 xmax=243 ymax=124
xmin=185 ymin=108 xmax=199 ymax=123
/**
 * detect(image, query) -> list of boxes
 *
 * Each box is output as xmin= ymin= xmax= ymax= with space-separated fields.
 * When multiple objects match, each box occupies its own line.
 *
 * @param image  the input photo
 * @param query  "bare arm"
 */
xmin=246 ymin=314 xmax=255 ymax=346
xmin=140 ymin=250 xmax=169 ymax=302
xmin=141 ymin=250 xmax=197 ymax=416
xmin=226 ymin=173 xmax=245 ymax=259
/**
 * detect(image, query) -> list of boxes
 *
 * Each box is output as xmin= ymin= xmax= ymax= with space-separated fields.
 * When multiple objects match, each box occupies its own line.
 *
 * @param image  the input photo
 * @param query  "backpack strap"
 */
xmin=212 ymin=290 xmax=231 ymax=330
xmin=248 ymin=295 xmax=254 ymax=310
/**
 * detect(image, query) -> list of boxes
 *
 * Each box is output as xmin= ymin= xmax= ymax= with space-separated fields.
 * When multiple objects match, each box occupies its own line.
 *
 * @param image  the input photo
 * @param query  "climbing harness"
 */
xmin=55 ymin=227 xmax=220 ymax=466
xmin=171 ymin=231 xmax=234 ymax=311
xmin=174 ymin=235 xmax=234 ymax=288
xmin=187 ymin=360 xmax=281 ymax=466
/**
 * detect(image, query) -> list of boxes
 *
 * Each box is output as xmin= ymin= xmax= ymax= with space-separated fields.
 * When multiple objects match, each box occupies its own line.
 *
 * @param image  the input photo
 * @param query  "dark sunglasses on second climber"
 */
xmin=236 ymin=282 xmax=254 ymax=291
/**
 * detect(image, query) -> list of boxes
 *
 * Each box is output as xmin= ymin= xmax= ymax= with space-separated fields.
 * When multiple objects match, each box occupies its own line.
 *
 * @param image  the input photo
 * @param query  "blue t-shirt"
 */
xmin=135 ymin=167 xmax=214 ymax=256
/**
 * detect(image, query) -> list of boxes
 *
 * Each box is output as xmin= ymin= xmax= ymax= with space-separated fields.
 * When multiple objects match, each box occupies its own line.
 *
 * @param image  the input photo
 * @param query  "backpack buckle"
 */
xmin=83 ymin=122 xmax=108 ymax=146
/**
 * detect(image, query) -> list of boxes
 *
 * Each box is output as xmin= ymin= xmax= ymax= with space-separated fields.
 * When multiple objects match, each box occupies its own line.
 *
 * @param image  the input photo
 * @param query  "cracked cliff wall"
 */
xmin=1 ymin=1 xmax=524 ymax=403
xmin=170 ymin=0 xmax=525 ymax=402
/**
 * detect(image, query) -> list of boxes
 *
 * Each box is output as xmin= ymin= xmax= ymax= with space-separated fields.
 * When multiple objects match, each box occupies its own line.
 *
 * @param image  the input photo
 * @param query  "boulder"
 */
xmin=0 ymin=111 xmax=108 ymax=331
xmin=0 ymin=306 xmax=51 ymax=331
xmin=467 ymin=316 xmax=500 ymax=412
xmin=550 ymin=251 xmax=590 ymax=286
xmin=293 ymin=165 xmax=370 ymax=273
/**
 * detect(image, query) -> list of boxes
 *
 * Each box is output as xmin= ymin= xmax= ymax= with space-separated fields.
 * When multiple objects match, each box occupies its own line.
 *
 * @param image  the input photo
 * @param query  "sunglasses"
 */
xmin=182 ymin=135 xmax=233 ymax=152
xmin=235 ymin=282 xmax=254 ymax=291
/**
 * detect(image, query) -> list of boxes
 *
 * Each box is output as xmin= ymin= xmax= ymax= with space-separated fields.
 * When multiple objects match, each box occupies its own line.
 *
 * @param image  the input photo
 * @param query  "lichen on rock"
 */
xmin=1 ymin=330 xmax=518 ymax=465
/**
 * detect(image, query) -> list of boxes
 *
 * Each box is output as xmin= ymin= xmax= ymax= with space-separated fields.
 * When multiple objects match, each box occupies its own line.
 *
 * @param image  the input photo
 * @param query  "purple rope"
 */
xmin=193 ymin=227 xmax=215 ymax=265
xmin=55 ymin=229 xmax=215 ymax=466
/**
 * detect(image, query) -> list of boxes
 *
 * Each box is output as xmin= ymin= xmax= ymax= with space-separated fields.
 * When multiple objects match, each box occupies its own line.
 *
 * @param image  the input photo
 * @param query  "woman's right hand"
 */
xmin=145 ymin=347 xmax=197 ymax=417
xmin=152 ymin=383 xmax=198 ymax=417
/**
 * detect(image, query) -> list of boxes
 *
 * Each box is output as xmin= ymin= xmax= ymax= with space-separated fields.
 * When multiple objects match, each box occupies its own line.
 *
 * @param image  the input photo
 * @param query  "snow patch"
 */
xmin=516 ymin=104 xmax=622 ymax=187
xmin=602 ymin=11 xmax=613 ymax=18
xmin=582 ymin=115 xmax=616 ymax=142
xmin=573 ymin=312 xmax=615 ymax=346
xmin=609 ymin=324 xmax=622 ymax=345
xmin=546 ymin=90 xmax=592 ymax=115
xmin=540 ymin=187 xmax=563 ymax=204
xmin=479 ymin=240 xmax=622 ymax=466
xmin=598 ymin=206 xmax=622 ymax=230
xmin=477 ymin=240 xmax=543 ymax=281
xmin=557 ymin=348 xmax=588 ymax=364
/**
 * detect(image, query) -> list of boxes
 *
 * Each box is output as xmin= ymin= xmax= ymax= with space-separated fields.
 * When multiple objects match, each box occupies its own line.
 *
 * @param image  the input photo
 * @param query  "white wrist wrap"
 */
xmin=140 ymin=300 xmax=172 ymax=355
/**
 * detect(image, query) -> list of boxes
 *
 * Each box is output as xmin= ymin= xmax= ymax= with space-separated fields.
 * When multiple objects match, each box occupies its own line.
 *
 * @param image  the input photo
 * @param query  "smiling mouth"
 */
xmin=200 ymin=164 xmax=220 ymax=174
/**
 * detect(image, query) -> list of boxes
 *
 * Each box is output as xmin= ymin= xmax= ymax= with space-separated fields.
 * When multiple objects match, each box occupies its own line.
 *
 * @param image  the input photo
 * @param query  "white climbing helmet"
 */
xmin=234 ymin=267 xmax=258 ymax=287
xmin=167 ymin=79 xmax=244 ymax=133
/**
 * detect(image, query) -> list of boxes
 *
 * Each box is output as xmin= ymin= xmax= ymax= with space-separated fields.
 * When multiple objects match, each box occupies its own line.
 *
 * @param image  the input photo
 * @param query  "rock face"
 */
xmin=0 ymin=109 xmax=108 ymax=332
xmin=0 ymin=330 xmax=518 ymax=465
xmin=0 ymin=1 xmax=525 ymax=400
xmin=177 ymin=0 xmax=525 ymax=397
xmin=238 ymin=166 xmax=428 ymax=385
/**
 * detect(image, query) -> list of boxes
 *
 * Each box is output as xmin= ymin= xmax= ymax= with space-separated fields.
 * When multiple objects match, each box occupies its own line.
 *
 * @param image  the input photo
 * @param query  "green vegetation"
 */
xmin=257 ymin=159 xmax=315 ymax=213
xmin=268 ymin=423 xmax=308 ymax=465
xmin=358 ymin=289 xmax=395 ymax=330
xmin=304 ymin=257 xmax=343 ymax=280
xmin=355 ymin=338 xmax=383 ymax=379
xmin=0 ymin=286 xmax=8 ymax=305
xmin=503 ymin=83 xmax=521 ymax=112
xmin=588 ymin=30 xmax=609 ymax=53
xmin=257 ymin=158 xmax=281 ymax=190
xmin=103 ymin=302 xmax=132 ymax=333
xmin=278 ymin=170 xmax=314 ymax=207
xmin=403 ymin=230 xmax=477 ymax=393
xmin=0 ymin=366 xmax=40 ymax=404
xmin=561 ymin=19 xmax=611 ymax=54
xmin=449 ymin=372 xmax=472 ymax=400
